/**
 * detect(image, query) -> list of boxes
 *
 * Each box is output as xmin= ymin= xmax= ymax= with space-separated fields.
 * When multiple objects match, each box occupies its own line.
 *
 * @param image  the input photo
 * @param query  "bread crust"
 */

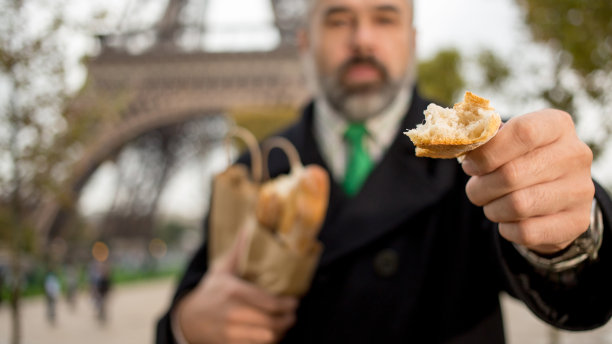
xmin=405 ymin=92 xmax=501 ymax=159
xmin=255 ymin=165 xmax=329 ymax=254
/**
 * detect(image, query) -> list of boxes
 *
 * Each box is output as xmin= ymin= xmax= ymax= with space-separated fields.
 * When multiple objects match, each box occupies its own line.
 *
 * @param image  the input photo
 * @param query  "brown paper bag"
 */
xmin=208 ymin=128 xmax=324 ymax=296
xmin=240 ymin=217 xmax=322 ymax=296
xmin=208 ymin=163 xmax=260 ymax=263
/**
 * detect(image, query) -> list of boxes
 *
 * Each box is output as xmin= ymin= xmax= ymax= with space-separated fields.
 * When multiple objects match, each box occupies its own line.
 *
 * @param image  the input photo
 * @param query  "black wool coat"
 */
xmin=157 ymin=89 xmax=612 ymax=343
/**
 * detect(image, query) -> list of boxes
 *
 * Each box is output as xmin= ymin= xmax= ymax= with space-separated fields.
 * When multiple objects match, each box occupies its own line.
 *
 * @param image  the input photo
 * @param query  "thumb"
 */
xmin=216 ymin=218 xmax=252 ymax=274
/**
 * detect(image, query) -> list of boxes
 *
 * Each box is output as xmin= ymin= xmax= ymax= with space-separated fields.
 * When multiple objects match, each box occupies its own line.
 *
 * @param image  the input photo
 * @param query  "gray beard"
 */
xmin=320 ymin=76 xmax=402 ymax=122
xmin=300 ymin=51 xmax=415 ymax=122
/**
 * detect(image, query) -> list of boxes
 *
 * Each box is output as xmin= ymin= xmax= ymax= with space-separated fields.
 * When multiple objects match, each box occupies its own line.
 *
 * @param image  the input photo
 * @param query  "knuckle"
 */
xmin=483 ymin=205 xmax=500 ymax=222
xmin=577 ymin=141 xmax=594 ymax=164
xmin=475 ymin=150 xmax=497 ymax=174
xmin=585 ymin=180 xmax=596 ymax=198
xmin=498 ymin=161 xmax=520 ymax=187
xmin=514 ymin=221 xmax=540 ymax=246
xmin=507 ymin=190 xmax=531 ymax=219
xmin=465 ymin=177 xmax=485 ymax=206
xmin=566 ymin=138 xmax=589 ymax=159
xmin=575 ymin=179 xmax=595 ymax=201
xmin=264 ymin=329 xmax=276 ymax=343
xmin=226 ymin=278 xmax=241 ymax=298
xmin=577 ymin=216 xmax=591 ymax=233
xmin=574 ymin=208 xmax=592 ymax=233
xmin=514 ymin=118 xmax=538 ymax=149
xmin=555 ymin=109 xmax=575 ymax=129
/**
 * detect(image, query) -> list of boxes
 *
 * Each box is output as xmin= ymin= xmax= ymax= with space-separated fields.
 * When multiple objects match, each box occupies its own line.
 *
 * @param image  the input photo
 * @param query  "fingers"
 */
xmin=224 ymin=295 xmax=296 ymax=344
xmin=227 ymin=325 xmax=276 ymax=344
xmin=228 ymin=277 xmax=298 ymax=315
xmin=479 ymin=176 xmax=594 ymax=223
xmin=179 ymin=253 xmax=298 ymax=344
xmin=462 ymin=110 xmax=572 ymax=176
xmin=227 ymin=307 xmax=296 ymax=335
xmin=498 ymin=206 xmax=591 ymax=254
xmin=226 ymin=314 xmax=295 ymax=344
xmin=465 ymin=135 xmax=593 ymax=208
xmin=224 ymin=280 xmax=297 ymax=343
xmin=461 ymin=109 xmax=595 ymax=254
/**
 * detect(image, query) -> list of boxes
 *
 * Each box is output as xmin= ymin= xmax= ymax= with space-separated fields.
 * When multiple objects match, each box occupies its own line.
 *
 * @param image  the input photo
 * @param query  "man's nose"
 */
xmin=350 ymin=22 xmax=375 ymax=55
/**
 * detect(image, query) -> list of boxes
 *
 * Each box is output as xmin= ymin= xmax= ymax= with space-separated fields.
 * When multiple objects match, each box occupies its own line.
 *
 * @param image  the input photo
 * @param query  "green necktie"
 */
xmin=343 ymin=122 xmax=373 ymax=197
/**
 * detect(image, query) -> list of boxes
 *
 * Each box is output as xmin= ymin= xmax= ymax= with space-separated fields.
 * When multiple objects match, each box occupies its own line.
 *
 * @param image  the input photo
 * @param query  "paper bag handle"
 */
xmin=261 ymin=137 xmax=302 ymax=181
xmin=224 ymin=126 xmax=263 ymax=183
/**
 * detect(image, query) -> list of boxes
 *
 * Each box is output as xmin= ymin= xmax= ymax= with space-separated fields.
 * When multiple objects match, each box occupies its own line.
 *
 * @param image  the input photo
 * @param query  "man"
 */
xmin=44 ymin=270 xmax=61 ymax=325
xmin=157 ymin=0 xmax=612 ymax=342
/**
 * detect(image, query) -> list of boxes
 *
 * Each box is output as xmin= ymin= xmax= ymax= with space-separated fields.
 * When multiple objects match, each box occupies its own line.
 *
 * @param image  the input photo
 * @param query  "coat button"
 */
xmin=373 ymin=249 xmax=399 ymax=277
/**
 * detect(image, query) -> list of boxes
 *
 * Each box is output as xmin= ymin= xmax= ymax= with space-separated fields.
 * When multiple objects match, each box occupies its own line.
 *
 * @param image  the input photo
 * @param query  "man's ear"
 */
xmin=297 ymin=29 xmax=310 ymax=54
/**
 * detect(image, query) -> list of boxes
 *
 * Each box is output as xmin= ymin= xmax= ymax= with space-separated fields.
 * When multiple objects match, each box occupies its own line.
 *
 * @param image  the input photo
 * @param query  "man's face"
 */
xmin=302 ymin=0 xmax=416 ymax=121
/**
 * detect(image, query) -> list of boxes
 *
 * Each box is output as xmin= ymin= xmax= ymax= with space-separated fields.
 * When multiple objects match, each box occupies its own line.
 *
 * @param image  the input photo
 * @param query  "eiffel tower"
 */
xmin=38 ymin=0 xmax=311 ymax=240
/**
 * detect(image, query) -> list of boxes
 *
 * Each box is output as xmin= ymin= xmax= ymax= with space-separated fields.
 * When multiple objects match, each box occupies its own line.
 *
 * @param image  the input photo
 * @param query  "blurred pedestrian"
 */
xmin=44 ymin=271 xmax=61 ymax=325
xmin=64 ymin=264 xmax=79 ymax=310
xmin=90 ymin=262 xmax=111 ymax=324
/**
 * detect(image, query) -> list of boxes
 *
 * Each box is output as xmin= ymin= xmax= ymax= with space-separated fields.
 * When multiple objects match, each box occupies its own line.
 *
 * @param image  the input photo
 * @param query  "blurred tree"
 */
xmin=417 ymin=49 xmax=465 ymax=105
xmin=477 ymin=50 xmax=511 ymax=90
xmin=155 ymin=220 xmax=189 ymax=247
xmin=0 ymin=1 xmax=103 ymax=343
xmin=517 ymin=0 xmax=612 ymax=81
xmin=516 ymin=0 xmax=612 ymax=157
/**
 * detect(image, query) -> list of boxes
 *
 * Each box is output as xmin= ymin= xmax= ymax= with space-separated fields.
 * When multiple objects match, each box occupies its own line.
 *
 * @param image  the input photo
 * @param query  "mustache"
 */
xmin=338 ymin=56 xmax=389 ymax=81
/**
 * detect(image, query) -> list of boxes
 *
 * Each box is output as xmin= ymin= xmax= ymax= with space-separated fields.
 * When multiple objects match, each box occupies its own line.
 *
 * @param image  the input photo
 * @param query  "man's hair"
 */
xmin=300 ymin=0 xmax=414 ymax=29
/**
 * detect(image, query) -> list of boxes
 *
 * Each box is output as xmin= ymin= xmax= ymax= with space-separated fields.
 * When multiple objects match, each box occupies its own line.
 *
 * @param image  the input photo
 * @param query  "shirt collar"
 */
xmin=313 ymin=87 xmax=413 ymax=182
xmin=366 ymin=88 xmax=411 ymax=148
xmin=314 ymin=87 xmax=411 ymax=149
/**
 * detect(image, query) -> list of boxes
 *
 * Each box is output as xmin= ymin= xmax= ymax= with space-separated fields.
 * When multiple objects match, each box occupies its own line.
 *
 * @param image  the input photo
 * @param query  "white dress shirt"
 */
xmin=313 ymin=88 xmax=412 ymax=183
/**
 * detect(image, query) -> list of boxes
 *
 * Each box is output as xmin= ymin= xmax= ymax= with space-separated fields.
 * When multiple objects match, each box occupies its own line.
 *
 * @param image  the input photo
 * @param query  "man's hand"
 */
xmin=462 ymin=109 xmax=595 ymax=255
xmin=175 ymin=231 xmax=298 ymax=344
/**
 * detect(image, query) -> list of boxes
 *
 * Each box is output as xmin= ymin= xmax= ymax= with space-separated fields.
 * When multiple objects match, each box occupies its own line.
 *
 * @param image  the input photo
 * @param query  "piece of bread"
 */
xmin=256 ymin=165 xmax=329 ymax=254
xmin=404 ymin=91 xmax=501 ymax=158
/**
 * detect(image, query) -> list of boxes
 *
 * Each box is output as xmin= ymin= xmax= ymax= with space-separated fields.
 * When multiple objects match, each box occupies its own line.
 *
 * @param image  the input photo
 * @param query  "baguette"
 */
xmin=404 ymin=91 xmax=501 ymax=158
xmin=256 ymin=165 xmax=329 ymax=254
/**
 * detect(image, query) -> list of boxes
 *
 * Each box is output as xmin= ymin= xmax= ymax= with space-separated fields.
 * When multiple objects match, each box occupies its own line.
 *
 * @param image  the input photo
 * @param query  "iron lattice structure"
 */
xmin=38 ymin=0 xmax=311 ymax=240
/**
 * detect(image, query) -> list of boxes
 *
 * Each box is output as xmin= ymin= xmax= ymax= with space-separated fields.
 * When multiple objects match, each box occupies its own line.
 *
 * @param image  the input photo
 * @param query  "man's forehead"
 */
xmin=312 ymin=0 xmax=411 ymax=14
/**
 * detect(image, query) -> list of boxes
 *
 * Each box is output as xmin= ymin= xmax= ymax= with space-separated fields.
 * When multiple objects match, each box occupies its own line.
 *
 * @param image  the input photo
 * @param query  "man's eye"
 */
xmin=375 ymin=15 xmax=397 ymax=25
xmin=325 ymin=17 xmax=351 ymax=27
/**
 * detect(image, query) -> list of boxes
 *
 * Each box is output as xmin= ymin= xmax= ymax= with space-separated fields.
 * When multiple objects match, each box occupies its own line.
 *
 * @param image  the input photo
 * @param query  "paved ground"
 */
xmin=0 ymin=277 xmax=611 ymax=344
xmin=501 ymin=294 xmax=612 ymax=344
xmin=0 ymin=278 xmax=177 ymax=344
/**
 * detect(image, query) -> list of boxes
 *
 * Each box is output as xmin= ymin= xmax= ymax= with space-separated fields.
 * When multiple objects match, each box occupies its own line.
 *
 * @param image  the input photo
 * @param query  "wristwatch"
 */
xmin=513 ymin=198 xmax=604 ymax=273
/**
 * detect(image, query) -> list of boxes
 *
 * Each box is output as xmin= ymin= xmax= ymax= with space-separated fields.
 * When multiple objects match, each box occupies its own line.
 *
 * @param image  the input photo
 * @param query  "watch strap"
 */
xmin=512 ymin=198 xmax=604 ymax=273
